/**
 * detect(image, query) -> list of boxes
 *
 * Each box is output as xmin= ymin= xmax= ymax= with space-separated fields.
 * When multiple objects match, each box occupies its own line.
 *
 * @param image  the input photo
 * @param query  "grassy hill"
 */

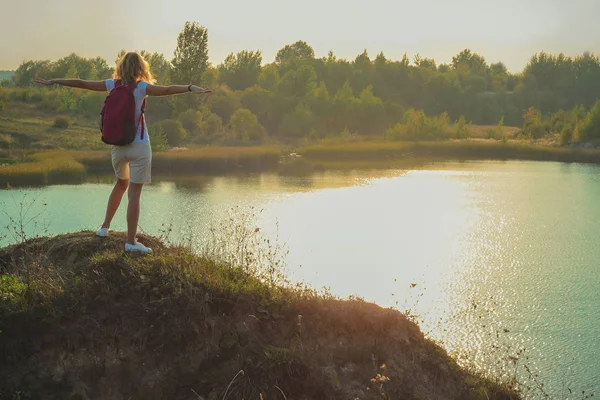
xmin=0 ymin=232 xmax=519 ymax=400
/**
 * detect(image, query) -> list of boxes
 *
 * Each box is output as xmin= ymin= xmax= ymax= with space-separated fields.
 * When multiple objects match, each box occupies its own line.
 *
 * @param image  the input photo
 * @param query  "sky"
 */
xmin=1 ymin=0 xmax=599 ymax=72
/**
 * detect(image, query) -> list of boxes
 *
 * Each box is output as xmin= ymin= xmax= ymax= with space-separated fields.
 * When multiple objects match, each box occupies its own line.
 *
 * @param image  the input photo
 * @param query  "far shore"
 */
xmin=2 ymin=139 xmax=600 ymax=187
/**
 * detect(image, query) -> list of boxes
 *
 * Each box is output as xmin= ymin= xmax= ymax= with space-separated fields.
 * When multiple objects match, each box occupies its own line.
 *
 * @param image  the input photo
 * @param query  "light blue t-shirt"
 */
xmin=105 ymin=79 xmax=149 ymax=143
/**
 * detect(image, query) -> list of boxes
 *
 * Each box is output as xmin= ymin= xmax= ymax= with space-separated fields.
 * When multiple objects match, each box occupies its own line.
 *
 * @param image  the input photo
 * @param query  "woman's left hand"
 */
xmin=190 ymin=85 xmax=211 ymax=94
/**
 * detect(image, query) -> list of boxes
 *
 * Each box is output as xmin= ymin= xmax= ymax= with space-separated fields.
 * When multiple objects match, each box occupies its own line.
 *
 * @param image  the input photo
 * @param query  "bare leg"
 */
xmin=102 ymin=179 xmax=129 ymax=229
xmin=127 ymin=182 xmax=144 ymax=245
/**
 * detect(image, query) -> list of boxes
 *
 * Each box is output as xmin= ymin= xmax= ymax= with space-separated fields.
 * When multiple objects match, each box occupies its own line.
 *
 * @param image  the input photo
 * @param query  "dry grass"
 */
xmin=300 ymin=139 xmax=600 ymax=165
xmin=151 ymin=146 xmax=281 ymax=173
xmin=0 ymin=151 xmax=85 ymax=186
xmin=5 ymin=139 xmax=600 ymax=187
xmin=0 ymin=232 xmax=520 ymax=400
xmin=0 ymin=146 xmax=282 ymax=186
xmin=68 ymin=146 xmax=283 ymax=174
xmin=301 ymin=141 xmax=414 ymax=160
xmin=0 ymin=115 xmax=102 ymax=150
xmin=468 ymin=125 xmax=520 ymax=139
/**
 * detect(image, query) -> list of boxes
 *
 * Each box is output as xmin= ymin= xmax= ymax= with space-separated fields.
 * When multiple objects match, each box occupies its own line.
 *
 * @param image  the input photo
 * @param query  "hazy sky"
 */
xmin=1 ymin=0 xmax=599 ymax=72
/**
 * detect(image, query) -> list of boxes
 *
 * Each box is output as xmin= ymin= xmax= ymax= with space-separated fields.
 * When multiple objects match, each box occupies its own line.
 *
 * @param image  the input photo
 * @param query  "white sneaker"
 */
xmin=96 ymin=227 xmax=109 ymax=237
xmin=125 ymin=242 xmax=153 ymax=254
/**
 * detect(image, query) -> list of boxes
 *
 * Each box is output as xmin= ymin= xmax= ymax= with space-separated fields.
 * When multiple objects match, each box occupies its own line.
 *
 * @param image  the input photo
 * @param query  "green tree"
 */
xmin=201 ymin=67 xmax=219 ymax=88
xmin=230 ymin=108 xmax=265 ymax=142
xmin=414 ymin=54 xmax=437 ymax=71
xmin=356 ymin=85 xmax=386 ymax=135
xmin=179 ymin=109 xmax=204 ymax=135
xmin=308 ymin=81 xmax=333 ymax=134
xmin=258 ymin=64 xmax=279 ymax=91
xmin=208 ymin=91 xmax=241 ymax=123
xmin=330 ymin=81 xmax=359 ymax=133
xmin=13 ymin=60 xmax=53 ymax=86
xmin=452 ymin=49 xmax=488 ymax=75
xmin=66 ymin=63 xmax=79 ymax=78
xmin=218 ymin=50 xmax=262 ymax=91
xmin=424 ymin=73 xmax=464 ymax=118
xmin=52 ymin=53 xmax=95 ymax=79
xmin=322 ymin=53 xmax=354 ymax=96
xmin=141 ymin=51 xmax=171 ymax=84
xmin=199 ymin=111 xmax=223 ymax=137
xmin=279 ymin=104 xmax=315 ymax=137
xmin=275 ymin=41 xmax=315 ymax=64
xmin=91 ymin=57 xmax=112 ymax=79
xmin=277 ymin=64 xmax=317 ymax=98
xmin=240 ymin=85 xmax=273 ymax=124
xmin=171 ymin=21 xmax=209 ymax=84
xmin=155 ymin=119 xmax=187 ymax=146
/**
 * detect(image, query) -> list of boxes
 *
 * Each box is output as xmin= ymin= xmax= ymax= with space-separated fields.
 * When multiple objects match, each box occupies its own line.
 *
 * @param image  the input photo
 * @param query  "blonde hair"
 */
xmin=113 ymin=52 xmax=156 ymax=84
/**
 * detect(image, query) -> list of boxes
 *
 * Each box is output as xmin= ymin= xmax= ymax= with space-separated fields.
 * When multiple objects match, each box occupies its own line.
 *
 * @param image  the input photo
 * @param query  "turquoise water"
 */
xmin=1 ymin=160 xmax=599 ymax=398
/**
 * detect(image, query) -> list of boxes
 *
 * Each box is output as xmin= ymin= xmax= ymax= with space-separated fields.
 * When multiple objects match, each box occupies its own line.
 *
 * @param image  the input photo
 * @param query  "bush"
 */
xmin=38 ymin=90 xmax=61 ymax=112
xmin=403 ymin=108 xmax=429 ymax=139
xmin=78 ymin=92 xmax=106 ymax=117
xmin=58 ymin=88 xmax=77 ymax=112
xmin=549 ymin=110 xmax=569 ymax=134
xmin=279 ymin=104 xmax=315 ymax=138
xmin=485 ymin=128 xmax=497 ymax=139
xmin=559 ymin=125 xmax=573 ymax=146
xmin=386 ymin=123 xmax=407 ymax=141
xmin=200 ymin=112 xmax=224 ymax=137
xmin=230 ymin=108 xmax=266 ymax=142
xmin=30 ymin=91 xmax=44 ymax=103
xmin=579 ymin=100 xmax=600 ymax=141
xmin=428 ymin=112 xmax=451 ymax=138
xmin=209 ymin=93 xmax=241 ymax=123
xmin=178 ymin=109 xmax=204 ymax=136
xmin=53 ymin=116 xmax=71 ymax=129
xmin=153 ymin=119 xmax=187 ymax=147
xmin=150 ymin=129 xmax=170 ymax=151
xmin=522 ymin=107 xmax=548 ymax=139
xmin=453 ymin=116 xmax=471 ymax=139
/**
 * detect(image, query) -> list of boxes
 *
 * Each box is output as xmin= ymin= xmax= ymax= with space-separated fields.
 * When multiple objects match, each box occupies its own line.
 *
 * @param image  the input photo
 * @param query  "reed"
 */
xmin=0 ymin=152 xmax=85 ymax=187
xmin=301 ymin=140 xmax=600 ymax=164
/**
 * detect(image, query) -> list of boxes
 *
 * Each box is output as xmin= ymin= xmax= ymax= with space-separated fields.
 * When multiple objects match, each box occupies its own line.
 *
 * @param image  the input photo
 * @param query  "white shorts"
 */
xmin=111 ymin=142 xmax=152 ymax=184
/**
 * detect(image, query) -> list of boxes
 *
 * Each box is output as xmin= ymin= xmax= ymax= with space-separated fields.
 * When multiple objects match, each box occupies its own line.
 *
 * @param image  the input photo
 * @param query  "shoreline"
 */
xmin=2 ymin=140 xmax=600 ymax=187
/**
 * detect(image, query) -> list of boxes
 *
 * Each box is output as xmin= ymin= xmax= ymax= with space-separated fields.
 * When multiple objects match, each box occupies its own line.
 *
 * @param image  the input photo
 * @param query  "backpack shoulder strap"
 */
xmin=139 ymin=97 xmax=147 ymax=140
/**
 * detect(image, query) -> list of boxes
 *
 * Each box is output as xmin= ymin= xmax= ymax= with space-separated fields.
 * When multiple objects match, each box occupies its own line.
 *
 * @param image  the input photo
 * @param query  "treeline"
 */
xmin=3 ymin=21 xmax=600 ymax=146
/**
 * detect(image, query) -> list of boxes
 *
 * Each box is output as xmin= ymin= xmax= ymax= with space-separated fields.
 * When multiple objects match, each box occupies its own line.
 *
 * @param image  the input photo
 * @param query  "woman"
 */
xmin=35 ymin=52 xmax=211 ymax=253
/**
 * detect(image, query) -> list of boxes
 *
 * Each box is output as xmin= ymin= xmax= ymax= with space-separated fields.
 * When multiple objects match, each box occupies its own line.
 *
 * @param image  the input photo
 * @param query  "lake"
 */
xmin=1 ymin=160 xmax=599 ymax=398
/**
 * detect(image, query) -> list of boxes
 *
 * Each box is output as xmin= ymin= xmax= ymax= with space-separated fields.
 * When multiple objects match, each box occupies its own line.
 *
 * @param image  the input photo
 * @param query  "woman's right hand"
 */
xmin=34 ymin=78 xmax=55 ymax=86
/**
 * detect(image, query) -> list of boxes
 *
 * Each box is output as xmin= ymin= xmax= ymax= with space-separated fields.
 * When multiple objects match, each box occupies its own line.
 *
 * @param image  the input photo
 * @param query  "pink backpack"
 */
xmin=100 ymin=80 xmax=145 ymax=145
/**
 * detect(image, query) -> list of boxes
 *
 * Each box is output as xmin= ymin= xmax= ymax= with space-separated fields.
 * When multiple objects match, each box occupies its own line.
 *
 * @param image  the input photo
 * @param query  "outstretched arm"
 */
xmin=146 ymin=84 xmax=211 ymax=97
xmin=34 ymin=78 xmax=107 ymax=92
